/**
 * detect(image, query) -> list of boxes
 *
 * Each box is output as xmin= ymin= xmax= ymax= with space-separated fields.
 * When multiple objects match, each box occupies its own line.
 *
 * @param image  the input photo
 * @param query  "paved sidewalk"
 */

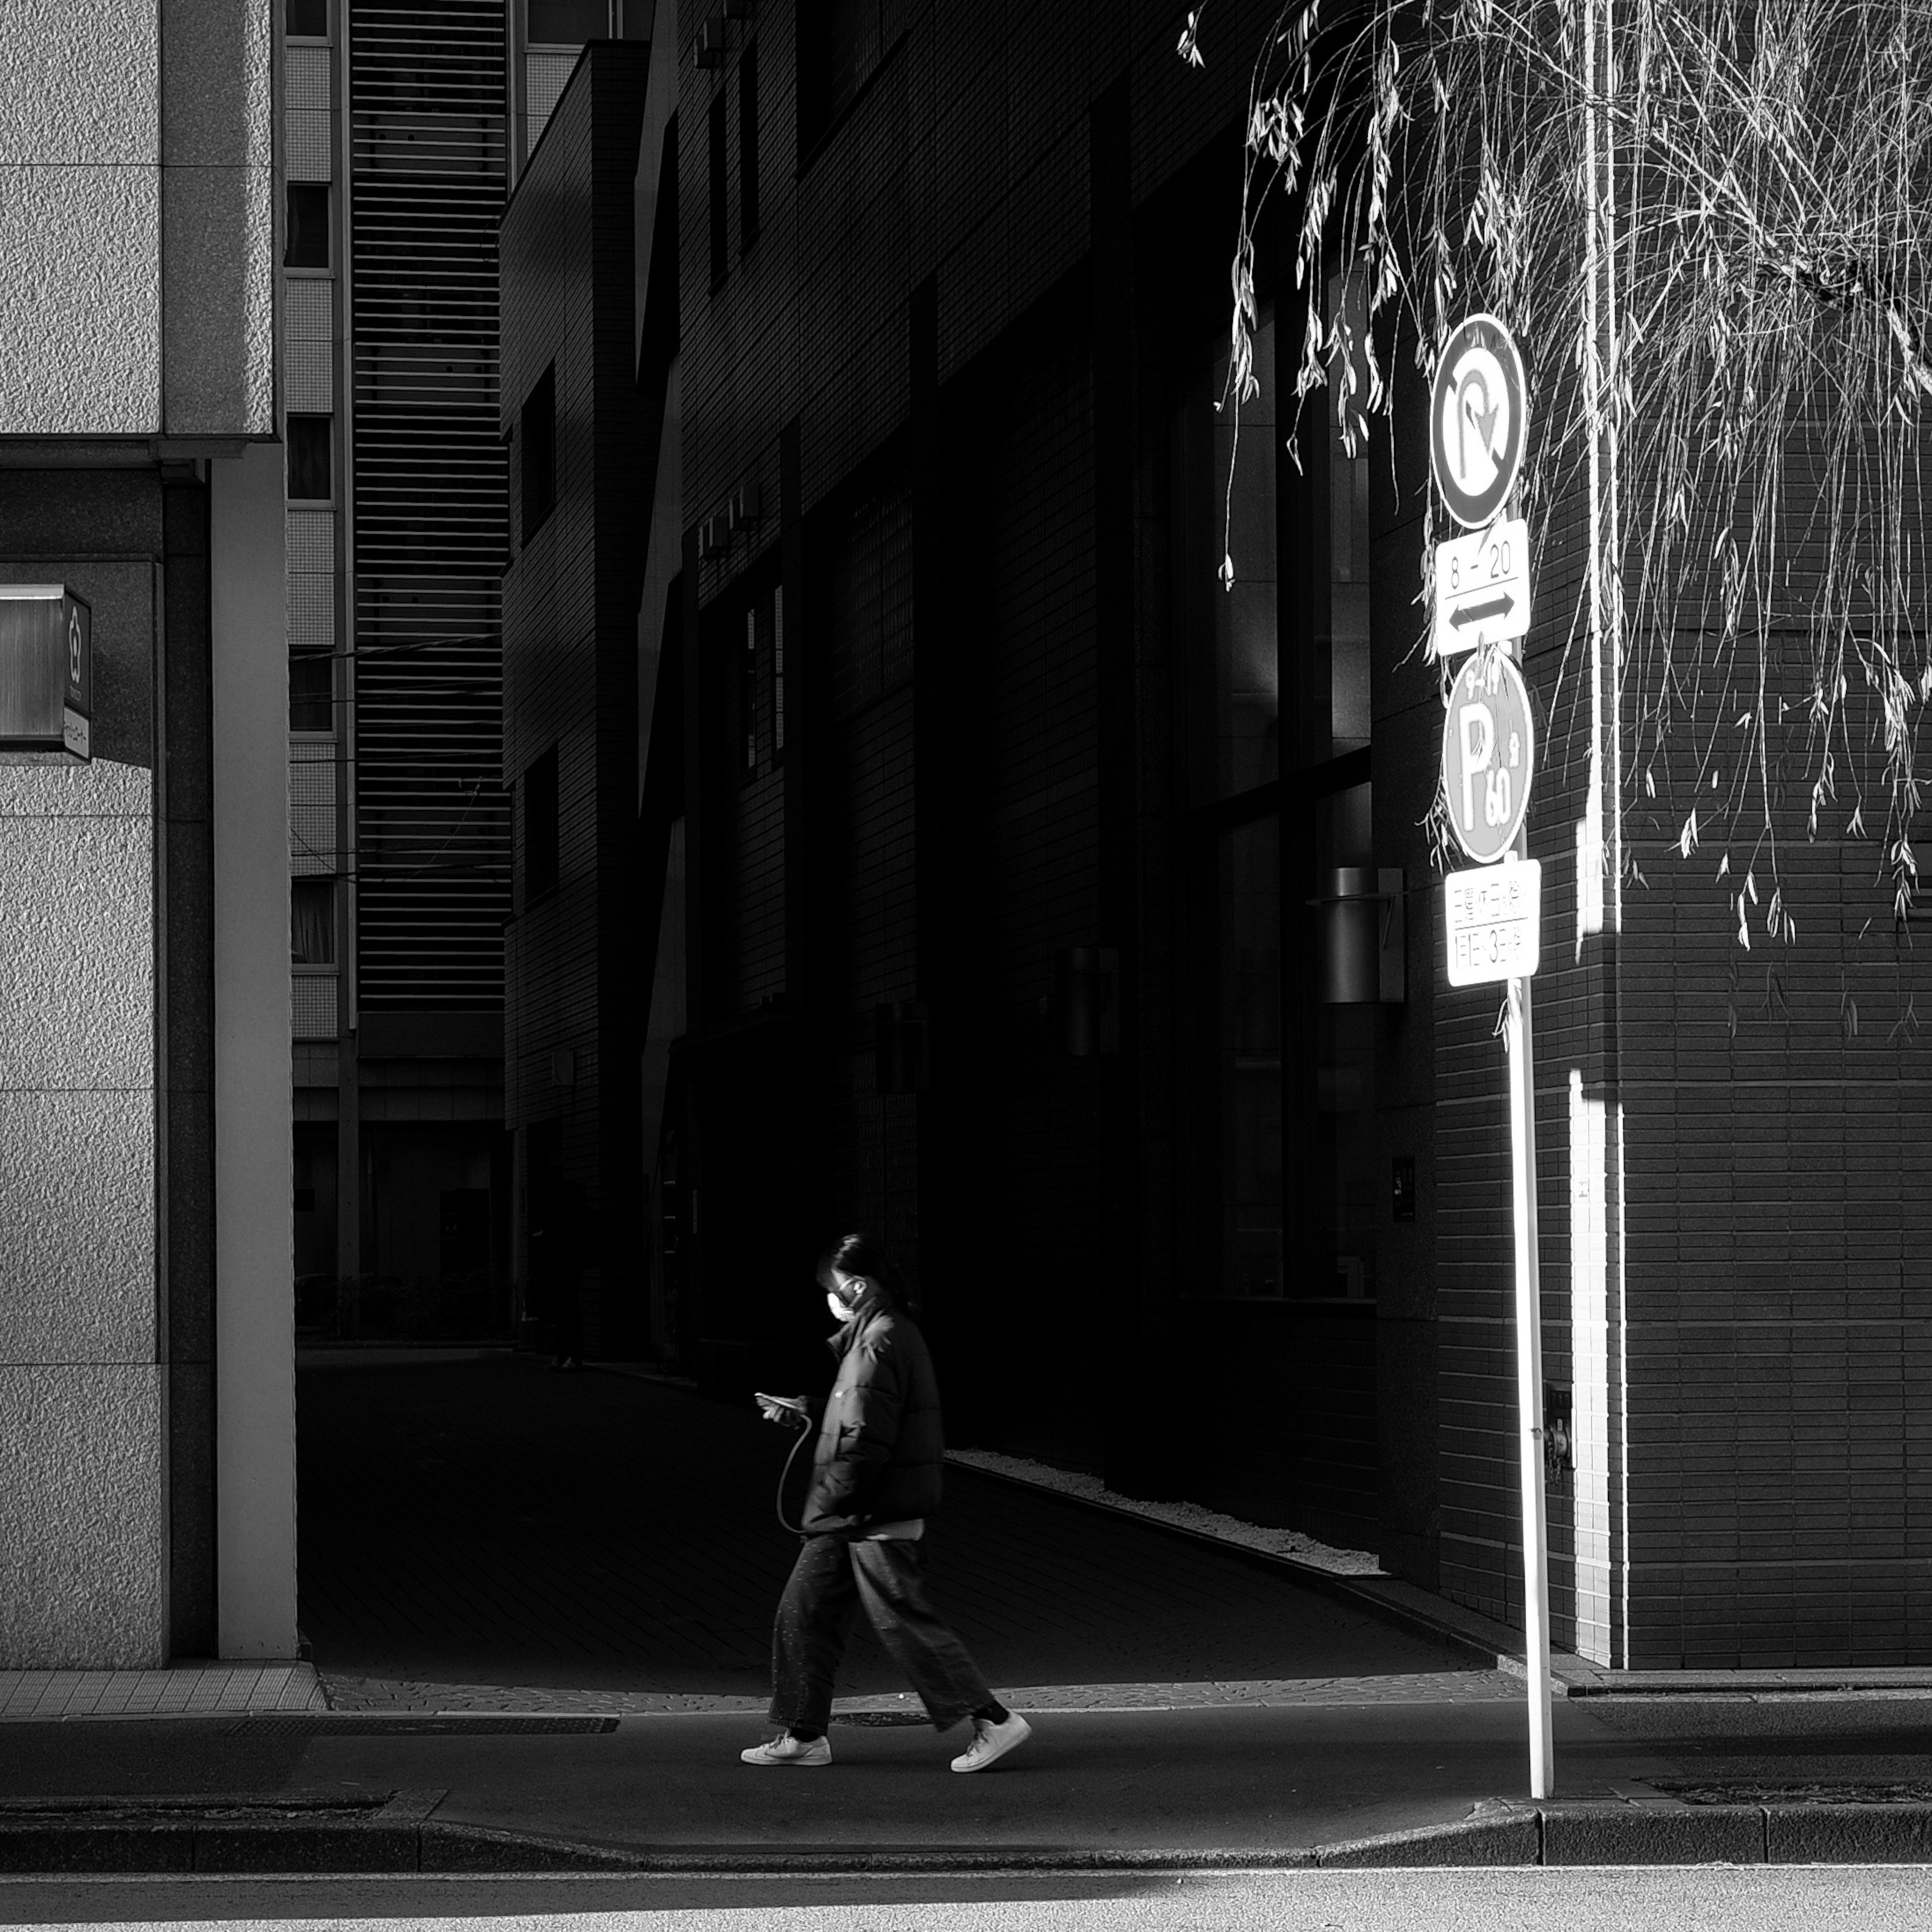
xmin=0 ymin=1666 xmax=324 ymax=1722
xmin=10 ymin=1688 xmax=1932 ymax=1869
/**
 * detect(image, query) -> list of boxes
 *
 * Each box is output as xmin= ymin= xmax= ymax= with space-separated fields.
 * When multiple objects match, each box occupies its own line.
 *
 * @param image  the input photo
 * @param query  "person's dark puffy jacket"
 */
xmin=799 ymin=1303 xmax=944 ymax=1535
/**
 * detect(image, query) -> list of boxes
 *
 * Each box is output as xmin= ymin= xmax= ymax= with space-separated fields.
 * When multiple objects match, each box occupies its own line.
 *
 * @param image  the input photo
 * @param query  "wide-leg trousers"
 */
xmin=768 ymin=1533 xmax=994 ymax=1736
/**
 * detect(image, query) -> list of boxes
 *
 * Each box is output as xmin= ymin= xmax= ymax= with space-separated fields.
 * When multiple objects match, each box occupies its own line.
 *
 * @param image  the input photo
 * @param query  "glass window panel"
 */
xmin=290 ymin=651 xmax=333 ymax=732
xmin=528 ymin=0 xmax=608 ymax=42
xmin=1212 ymin=305 xmax=1278 ymax=795
xmin=285 ymin=184 xmax=330 ymax=270
xmin=286 ymin=415 xmax=332 ymax=503
xmin=1306 ymin=780 xmax=1376 ymax=1299
xmin=291 ymin=879 xmax=335 ymax=964
xmin=1328 ymin=269 xmax=1372 ymax=754
xmin=1217 ymin=816 xmax=1282 ymax=1296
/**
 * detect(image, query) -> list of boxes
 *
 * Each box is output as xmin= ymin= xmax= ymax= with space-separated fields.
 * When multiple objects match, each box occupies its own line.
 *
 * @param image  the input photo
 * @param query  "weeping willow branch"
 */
xmin=1187 ymin=0 xmax=1932 ymax=936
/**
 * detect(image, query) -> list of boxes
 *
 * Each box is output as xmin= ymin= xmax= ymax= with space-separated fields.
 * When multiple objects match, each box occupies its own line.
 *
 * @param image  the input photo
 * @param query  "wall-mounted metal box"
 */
xmin=0 ymin=585 xmax=91 ymax=758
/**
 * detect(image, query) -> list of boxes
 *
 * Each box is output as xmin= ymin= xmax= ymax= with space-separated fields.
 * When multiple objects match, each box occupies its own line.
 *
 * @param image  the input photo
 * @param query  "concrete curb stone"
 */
xmin=1539 ymin=1803 xmax=1763 ymax=1867
xmin=0 ymin=1792 xmax=443 ymax=1875
xmin=9 ymin=1794 xmax=1932 ymax=1872
xmin=1764 ymin=1803 xmax=1932 ymax=1865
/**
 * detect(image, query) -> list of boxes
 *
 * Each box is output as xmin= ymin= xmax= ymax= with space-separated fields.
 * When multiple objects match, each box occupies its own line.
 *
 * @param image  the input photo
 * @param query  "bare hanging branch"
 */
xmin=1186 ymin=0 xmax=1932 ymax=938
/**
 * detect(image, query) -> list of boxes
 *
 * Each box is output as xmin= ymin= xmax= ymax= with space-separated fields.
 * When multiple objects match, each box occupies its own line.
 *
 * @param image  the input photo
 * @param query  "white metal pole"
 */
xmin=1507 ymin=950 xmax=1555 ymax=1797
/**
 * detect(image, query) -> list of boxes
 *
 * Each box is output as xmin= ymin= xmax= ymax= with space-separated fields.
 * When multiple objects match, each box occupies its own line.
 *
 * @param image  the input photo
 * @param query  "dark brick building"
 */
xmin=661 ymin=0 xmax=1400 ymax=1553
xmin=499 ymin=1 xmax=1932 ymax=1670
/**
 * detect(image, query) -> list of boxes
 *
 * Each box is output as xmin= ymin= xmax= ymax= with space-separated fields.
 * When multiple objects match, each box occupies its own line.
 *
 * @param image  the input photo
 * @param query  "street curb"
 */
xmin=10 ymin=1796 xmax=1932 ymax=1872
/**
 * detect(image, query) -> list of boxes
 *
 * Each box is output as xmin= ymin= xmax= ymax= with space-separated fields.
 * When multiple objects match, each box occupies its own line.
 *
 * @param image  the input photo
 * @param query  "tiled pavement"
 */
xmin=297 ymin=1353 xmax=1480 ymax=1705
xmin=0 ymin=1664 xmax=325 ymax=1722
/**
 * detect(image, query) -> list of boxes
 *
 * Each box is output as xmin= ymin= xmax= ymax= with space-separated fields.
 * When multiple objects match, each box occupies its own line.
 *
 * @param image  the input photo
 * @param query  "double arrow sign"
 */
xmin=1430 ymin=515 xmax=1530 ymax=659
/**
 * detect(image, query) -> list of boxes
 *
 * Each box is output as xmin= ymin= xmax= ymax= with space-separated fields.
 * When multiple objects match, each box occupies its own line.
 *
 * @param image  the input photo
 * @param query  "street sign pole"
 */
xmin=1506 ymin=828 xmax=1555 ymax=1798
xmin=1428 ymin=310 xmax=1552 ymax=1798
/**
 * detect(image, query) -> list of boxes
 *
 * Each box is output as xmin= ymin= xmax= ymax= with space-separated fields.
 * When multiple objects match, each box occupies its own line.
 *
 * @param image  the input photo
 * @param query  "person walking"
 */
xmin=742 ymin=1233 xmax=1031 ymax=1774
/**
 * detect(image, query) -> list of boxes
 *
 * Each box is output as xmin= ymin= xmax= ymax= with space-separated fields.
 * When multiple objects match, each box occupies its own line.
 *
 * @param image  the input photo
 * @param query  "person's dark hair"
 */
xmin=817 ymin=1232 xmax=905 ymax=1302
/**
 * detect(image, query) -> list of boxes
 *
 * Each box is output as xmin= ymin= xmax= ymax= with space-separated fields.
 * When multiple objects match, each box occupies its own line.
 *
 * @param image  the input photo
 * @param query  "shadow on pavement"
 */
xmin=296 ymin=1354 xmax=1475 ymax=1696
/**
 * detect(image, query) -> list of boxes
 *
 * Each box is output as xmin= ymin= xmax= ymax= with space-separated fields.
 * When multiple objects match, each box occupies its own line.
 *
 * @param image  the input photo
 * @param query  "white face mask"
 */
xmin=825 ymin=1274 xmax=869 ymax=1324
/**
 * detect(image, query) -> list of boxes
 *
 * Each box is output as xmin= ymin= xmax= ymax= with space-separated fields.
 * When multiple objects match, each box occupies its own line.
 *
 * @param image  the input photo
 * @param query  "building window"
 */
xmin=286 ymin=0 xmax=328 ymax=37
xmin=1213 ymin=816 xmax=1282 ymax=1296
xmin=520 ymin=366 xmax=555 ymax=541
xmin=287 ymin=415 xmax=333 ymax=502
xmin=1311 ymin=780 xmax=1377 ymax=1302
xmin=799 ymin=0 xmax=905 ymax=154
xmin=291 ymin=878 xmax=336 ymax=965
xmin=738 ymin=42 xmax=759 ymax=252
xmin=528 ymin=0 xmax=605 ymax=40
xmin=525 ymin=0 xmax=646 ymax=41
xmin=523 ymin=745 xmax=560 ymax=904
xmin=285 ymin=183 xmax=330 ymax=270
xmin=1327 ymin=268 xmax=1372 ymax=754
xmin=823 ymin=471 xmax=912 ymax=718
xmin=737 ymin=591 xmax=783 ymax=780
xmin=773 ymin=585 xmax=785 ymax=752
xmin=1181 ymin=302 xmax=1277 ymax=802
xmin=290 ymin=651 xmax=333 ymax=732
xmin=707 ymin=91 xmax=729 ymax=287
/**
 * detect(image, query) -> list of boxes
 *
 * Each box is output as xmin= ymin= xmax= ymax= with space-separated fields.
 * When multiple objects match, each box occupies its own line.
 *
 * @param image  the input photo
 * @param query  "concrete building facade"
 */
xmin=0 ymin=0 xmax=292 ymax=1664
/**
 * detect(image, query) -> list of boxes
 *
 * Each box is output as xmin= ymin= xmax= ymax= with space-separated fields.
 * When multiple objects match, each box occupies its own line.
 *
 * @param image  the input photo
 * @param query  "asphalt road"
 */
xmin=0 ymin=1702 xmax=1624 ymax=1858
xmin=12 ymin=1695 xmax=1932 ymax=1865
xmin=6 ymin=1868 xmax=1932 ymax=1929
xmin=296 ymin=1355 xmax=1472 ymax=1697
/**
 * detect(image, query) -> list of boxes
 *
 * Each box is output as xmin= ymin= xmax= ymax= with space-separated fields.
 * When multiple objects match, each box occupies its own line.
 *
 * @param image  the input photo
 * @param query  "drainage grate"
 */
xmin=236 ymin=1715 xmax=618 ymax=1736
xmin=831 ymin=1711 xmax=931 ymax=1728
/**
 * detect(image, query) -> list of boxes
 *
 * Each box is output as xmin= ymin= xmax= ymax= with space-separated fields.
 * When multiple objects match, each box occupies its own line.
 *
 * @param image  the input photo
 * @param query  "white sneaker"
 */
xmin=740 ymin=1732 xmax=831 ymax=1767
xmin=950 ymin=1712 xmax=1032 ymax=1773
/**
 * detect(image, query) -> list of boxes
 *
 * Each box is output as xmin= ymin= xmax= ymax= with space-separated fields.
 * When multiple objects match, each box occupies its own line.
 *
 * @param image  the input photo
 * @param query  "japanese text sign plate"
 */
xmin=1445 ymin=859 xmax=1542 ymax=986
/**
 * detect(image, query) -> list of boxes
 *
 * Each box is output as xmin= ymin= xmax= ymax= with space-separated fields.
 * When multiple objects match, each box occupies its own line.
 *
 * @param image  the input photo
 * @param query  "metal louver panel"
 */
xmin=350 ymin=1 xmax=510 ymax=1011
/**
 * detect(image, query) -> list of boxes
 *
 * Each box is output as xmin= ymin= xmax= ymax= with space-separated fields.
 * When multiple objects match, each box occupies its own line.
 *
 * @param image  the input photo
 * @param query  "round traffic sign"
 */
xmin=1441 ymin=648 xmax=1534 ymax=863
xmin=1429 ymin=314 xmax=1527 ymax=529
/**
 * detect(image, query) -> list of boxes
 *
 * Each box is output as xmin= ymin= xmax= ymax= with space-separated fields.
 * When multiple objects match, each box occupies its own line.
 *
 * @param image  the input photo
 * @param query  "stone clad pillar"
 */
xmin=0 ymin=756 xmax=166 ymax=1666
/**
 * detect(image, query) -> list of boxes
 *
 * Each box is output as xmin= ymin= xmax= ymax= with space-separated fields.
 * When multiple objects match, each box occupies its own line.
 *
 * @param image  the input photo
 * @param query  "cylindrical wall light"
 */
xmin=1053 ymin=947 xmax=1120 ymax=1056
xmin=1312 ymin=868 xmax=1406 ymax=1005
